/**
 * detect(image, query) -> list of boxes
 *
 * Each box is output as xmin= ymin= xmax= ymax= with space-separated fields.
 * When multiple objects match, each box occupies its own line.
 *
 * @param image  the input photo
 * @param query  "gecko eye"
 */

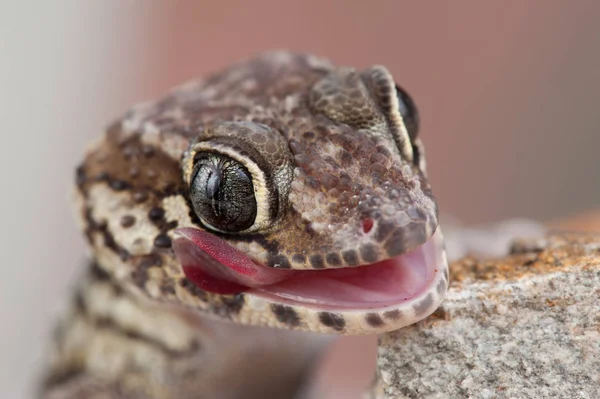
xmin=190 ymin=152 xmax=257 ymax=233
xmin=183 ymin=122 xmax=293 ymax=234
xmin=395 ymin=84 xmax=419 ymax=140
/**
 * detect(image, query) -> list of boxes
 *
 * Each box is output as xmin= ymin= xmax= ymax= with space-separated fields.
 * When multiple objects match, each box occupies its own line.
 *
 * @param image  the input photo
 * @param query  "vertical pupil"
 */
xmin=205 ymin=168 xmax=221 ymax=215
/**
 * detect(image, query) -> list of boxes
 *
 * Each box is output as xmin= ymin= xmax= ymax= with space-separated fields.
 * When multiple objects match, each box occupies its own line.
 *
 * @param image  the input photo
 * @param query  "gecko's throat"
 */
xmin=173 ymin=228 xmax=444 ymax=310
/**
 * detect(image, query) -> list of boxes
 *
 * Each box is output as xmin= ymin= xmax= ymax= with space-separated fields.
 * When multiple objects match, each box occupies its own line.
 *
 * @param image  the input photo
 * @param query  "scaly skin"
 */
xmin=40 ymin=51 xmax=449 ymax=398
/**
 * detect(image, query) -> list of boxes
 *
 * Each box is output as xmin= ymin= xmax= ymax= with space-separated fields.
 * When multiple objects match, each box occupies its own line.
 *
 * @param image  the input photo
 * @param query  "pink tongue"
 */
xmin=174 ymin=227 xmax=443 ymax=307
xmin=173 ymin=228 xmax=295 ymax=294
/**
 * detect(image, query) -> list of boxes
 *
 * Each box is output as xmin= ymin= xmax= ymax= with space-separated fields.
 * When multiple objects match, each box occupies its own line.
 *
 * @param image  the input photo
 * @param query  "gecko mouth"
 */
xmin=173 ymin=227 xmax=445 ymax=311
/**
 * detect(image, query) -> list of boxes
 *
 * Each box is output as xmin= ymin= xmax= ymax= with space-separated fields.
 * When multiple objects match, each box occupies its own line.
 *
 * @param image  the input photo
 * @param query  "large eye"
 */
xmin=190 ymin=152 xmax=257 ymax=233
xmin=395 ymin=84 xmax=419 ymax=140
xmin=183 ymin=122 xmax=294 ymax=234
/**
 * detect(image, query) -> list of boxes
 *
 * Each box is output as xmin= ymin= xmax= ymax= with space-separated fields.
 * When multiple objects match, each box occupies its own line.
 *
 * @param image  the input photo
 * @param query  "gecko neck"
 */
xmin=40 ymin=263 xmax=331 ymax=398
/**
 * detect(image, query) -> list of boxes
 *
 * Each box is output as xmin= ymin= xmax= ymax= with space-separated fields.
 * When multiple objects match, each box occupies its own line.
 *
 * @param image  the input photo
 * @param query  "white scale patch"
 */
xmin=162 ymin=195 xmax=194 ymax=230
xmin=246 ymin=295 xmax=269 ymax=312
xmin=88 ymin=184 xmax=159 ymax=255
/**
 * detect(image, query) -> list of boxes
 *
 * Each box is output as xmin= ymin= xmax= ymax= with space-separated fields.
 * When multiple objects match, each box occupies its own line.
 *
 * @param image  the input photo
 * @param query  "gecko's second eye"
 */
xmin=190 ymin=152 xmax=257 ymax=233
xmin=395 ymin=84 xmax=419 ymax=140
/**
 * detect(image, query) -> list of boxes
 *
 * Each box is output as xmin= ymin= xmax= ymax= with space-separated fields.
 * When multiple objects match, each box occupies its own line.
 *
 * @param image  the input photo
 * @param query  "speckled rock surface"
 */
xmin=376 ymin=233 xmax=600 ymax=399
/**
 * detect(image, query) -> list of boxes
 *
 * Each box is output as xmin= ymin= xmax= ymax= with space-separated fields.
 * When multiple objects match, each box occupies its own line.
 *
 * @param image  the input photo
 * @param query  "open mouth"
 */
xmin=173 ymin=227 xmax=444 ymax=311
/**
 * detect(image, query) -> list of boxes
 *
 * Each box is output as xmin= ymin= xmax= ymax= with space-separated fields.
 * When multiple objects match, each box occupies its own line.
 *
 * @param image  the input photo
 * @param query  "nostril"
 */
xmin=362 ymin=218 xmax=374 ymax=234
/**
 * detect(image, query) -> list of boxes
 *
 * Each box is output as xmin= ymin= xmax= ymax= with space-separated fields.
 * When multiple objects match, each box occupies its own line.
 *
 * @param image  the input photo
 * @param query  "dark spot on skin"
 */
xmin=305 ymin=177 xmax=319 ymax=190
xmin=92 ymin=315 xmax=197 ymax=358
xmin=76 ymin=165 xmax=86 ymax=188
xmin=179 ymin=277 xmax=208 ymax=300
xmin=339 ymin=150 xmax=353 ymax=167
xmin=90 ymin=262 xmax=111 ymax=281
xmin=288 ymin=139 xmax=303 ymax=155
xmin=162 ymin=182 xmax=180 ymax=196
xmin=110 ymin=280 xmax=124 ymax=297
xmin=342 ymin=249 xmax=359 ymax=266
xmin=360 ymin=244 xmax=378 ymax=263
xmin=222 ymin=294 xmax=245 ymax=314
xmin=379 ymin=93 xmax=391 ymax=107
xmin=95 ymin=172 xmax=109 ymax=181
xmin=413 ymin=293 xmax=434 ymax=316
xmin=373 ymin=219 xmax=396 ymax=243
xmin=318 ymin=312 xmax=345 ymax=331
xmin=131 ymin=254 xmax=162 ymax=288
xmin=117 ymin=248 xmax=129 ymax=262
xmin=383 ymin=310 xmax=401 ymax=320
xmin=165 ymin=220 xmax=179 ymax=230
xmin=160 ymin=281 xmax=176 ymax=295
xmin=139 ymin=253 xmax=163 ymax=269
xmin=120 ymin=215 xmax=136 ymax=228
xmin=109 ymin=179 xmax=130 ymax=191
xmin=310 ymin=254 xmax=325 ymax=269
xmin=325 ymin=252 xmax=342 ymax=266
xmin=142 ymin=145 xmax=155 ymax=157
xmin=436 ymin=278 xmax=447 ymax=295
xmin=82 ymin=209 xmax=98 ymax=245
xmin=154 ymin=234 xmax=172 ymax=249
xmin=292 ymin=254 xmax=306 ymax=264
xmin=385 ymin=224 xmax=426 ymax=257
xmin=133 ymin=192 xmax=149 ymax=203
xmin=148 ymin=207 xmax=165 ymax=222
xmin=262 ymin=239 xmax=281 ymax=256
xmin=269 ymin=255 xmax=291 ymax=269
xmin=365 ymin=313 xmax=384 ymax=327
xmin=43 ymin=366 xmax=85 ymax=389
xmin=94 ymin=218 xmax=130 ymax=261
xmin=270 ymin=304 xmax=301 ymax=327
xmin=131 ymin=267 xmax=149 ymax=288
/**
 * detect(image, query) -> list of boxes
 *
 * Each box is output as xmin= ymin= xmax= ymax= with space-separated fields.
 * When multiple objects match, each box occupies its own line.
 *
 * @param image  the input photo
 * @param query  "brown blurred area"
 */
xmin=1 ymin=1 xmax=599 ymax=398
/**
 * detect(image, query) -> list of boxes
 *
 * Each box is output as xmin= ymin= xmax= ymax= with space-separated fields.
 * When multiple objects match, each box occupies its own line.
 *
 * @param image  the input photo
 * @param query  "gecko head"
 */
xmin=77 ymin=52 xmax=447 ymax=334
xmin=173 ymin=55 xmax=447 ymax=333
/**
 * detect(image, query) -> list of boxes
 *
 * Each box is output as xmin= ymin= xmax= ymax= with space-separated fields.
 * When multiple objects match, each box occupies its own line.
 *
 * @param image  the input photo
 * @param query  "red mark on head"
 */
xmin=362 ymin=218 xmax=374 ymax=234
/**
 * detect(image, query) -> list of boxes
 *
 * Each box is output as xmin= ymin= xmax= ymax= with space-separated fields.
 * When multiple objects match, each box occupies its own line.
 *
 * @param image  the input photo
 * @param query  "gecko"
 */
xmin=39 ymin=51 xmax=449 ymax=398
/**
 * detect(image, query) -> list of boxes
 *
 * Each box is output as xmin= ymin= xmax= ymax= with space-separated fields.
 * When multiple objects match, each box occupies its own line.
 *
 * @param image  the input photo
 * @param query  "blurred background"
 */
xmin=1 ymin=1 xmax=598 ymax=398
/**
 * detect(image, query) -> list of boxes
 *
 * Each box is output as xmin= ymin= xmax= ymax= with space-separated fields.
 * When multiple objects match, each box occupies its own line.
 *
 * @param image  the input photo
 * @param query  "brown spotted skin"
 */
xmin=40 ymin=52 xmax=448 ymax=398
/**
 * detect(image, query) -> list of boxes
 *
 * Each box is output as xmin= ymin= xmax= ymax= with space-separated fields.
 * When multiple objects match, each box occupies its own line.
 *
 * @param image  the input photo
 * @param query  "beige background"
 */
xmin=1 ymin=1 xmax=599 ymax=398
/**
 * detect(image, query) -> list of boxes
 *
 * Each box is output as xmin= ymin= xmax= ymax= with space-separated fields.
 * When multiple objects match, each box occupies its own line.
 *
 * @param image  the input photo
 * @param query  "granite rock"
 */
xmin=376 ymin=233 xmax=600 ymax=399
